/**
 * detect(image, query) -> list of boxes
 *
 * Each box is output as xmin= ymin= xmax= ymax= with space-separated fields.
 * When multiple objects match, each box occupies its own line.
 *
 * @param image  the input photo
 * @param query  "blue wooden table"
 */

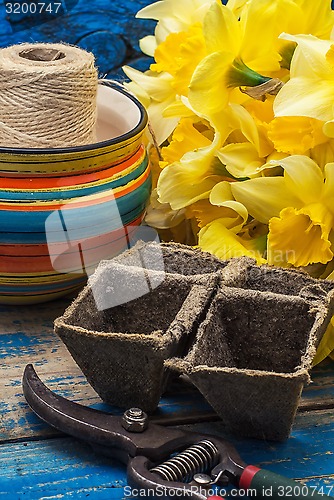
xmin=1 ymin=299 xmax=334 ymax=499
xmin=1 ymin=0 xmax=334 ymax=498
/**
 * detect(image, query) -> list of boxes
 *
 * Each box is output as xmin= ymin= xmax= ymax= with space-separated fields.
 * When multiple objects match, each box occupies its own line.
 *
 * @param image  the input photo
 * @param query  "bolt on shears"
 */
xmin=23 ymin=364 xmax=329 ymax=500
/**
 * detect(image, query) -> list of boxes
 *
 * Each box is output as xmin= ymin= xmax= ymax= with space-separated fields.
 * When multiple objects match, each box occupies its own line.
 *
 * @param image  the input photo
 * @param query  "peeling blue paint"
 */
xmin=0 ymin=333 xmax=53 ymax=358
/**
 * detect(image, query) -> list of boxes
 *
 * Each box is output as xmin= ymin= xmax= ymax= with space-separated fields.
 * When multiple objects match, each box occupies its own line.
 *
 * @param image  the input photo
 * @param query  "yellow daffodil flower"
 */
xmin=123 ymin=66 xmax=179 ymax=144
xmin=128 ymin=0 xmax=334 ymax=363
xmin=157 ymin=131 xmax=225 ymax=209
xmin=268 ymin=116 xmax=329 ymax=155
xmin=160 ymin=117 xmax=213 ymax=165
xmin=185 ymin=198 xmax=246 ymax=231
xmin=292 ymin=0 xmax=334 ymax=39
xmin=231 ymin=156 xmax=334 ymax=267
xmin=150 ymin=23 xmax=207 ymax=96
xmin=188 ymin=0 xmax=282 ymax=117
xmin=216 ymin=103 xmax=275 ymax=178
xmin=136 ymin=0 xmax=216 ymax=56
xmin=198 ymin=218 xmax=267 ymax=263
xmin=274 ymin=34 xmax=334 ymax=125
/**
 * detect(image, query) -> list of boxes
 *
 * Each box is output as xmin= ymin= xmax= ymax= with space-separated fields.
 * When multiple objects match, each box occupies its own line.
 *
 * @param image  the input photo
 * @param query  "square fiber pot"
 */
xmin=168 ymin=271 xmax=334 ymax=441
xmin=55 ymin=241 xmax=334 ymax=439
xmin=54 ymin=256 xmax=219 ymax=412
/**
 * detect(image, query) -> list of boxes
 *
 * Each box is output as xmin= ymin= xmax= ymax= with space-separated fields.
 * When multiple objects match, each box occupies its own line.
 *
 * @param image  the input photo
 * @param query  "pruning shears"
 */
xmin=22 ymin=364 xmax=329 ymax=499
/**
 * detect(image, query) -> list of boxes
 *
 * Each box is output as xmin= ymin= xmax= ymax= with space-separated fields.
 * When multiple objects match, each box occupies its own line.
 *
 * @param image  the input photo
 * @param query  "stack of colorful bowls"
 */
xmin=0 ymin=82 xmax=151 ymax=304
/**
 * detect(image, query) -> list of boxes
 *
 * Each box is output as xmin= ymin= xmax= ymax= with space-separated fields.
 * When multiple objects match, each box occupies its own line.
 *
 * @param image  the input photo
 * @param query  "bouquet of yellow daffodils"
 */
xmin=123 ymin=0 xmax=334 ymax=363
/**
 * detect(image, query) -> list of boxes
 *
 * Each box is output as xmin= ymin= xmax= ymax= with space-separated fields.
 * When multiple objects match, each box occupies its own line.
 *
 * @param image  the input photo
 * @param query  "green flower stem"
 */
xmin=227 ymin=58 xmax=270 ymax=88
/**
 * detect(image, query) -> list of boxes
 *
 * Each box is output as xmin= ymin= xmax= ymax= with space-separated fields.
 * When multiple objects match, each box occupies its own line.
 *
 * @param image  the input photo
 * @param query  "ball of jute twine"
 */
xmin=0 ymin=43 xmax=98 ymax=148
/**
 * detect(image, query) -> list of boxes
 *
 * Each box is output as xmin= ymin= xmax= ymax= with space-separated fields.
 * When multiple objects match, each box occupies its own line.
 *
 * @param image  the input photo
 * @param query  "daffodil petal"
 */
xmin=188 ymin=51 xmax=232 ymax=116
xmin=216 ymin=201 xmax=248 ymax=233
xmin=123 ymin=77 xmax=179 ymax=145
xmin=161 ymin=118 xmax=211 ymax=164
xmin=181 ymin=96 xmax=233 ymax=140
xmin=274 ymin=77 xmax=334 ymax=123
xmin=231 ymin=177 xmax=300 ymax=223
xmin=157 ymin=141 xmax=221 ymax=209
xmin=137 ymin=0 xmax=209 ymax=23
xmin=151 ymin=23 xmax=206 ymax=95
xmin=294 ymin=0 xmax=334 ymax=40
xmin=139 ymin=35 xmax=157 ymax=57
xmin=186 ymin=199 xmax=245 ymax=230
xmin=239 ymin=0 xmax=284 ymax=73
xmin=203 ymin=2 xmax=240 ymax=54
xmin=310 ymin=140 xmax=334 ymax=170
xmin=155 ymin=19 xmax=185 ymax=44
xmin=279 ymin=33 xmax=333 ymax=78
xmin=326 ymin=269 xmax=334 ymax=281
xmin=136 ymin=1 xmax=171 ymax=20
xmin=226 ymin=0 xmax=248 ymax=16
xmin=122 ymin=66 xmax=174 ymax=101
xmin=217 ymin=143 xmax=263 ymax=178
xmin=123 ymin=81 xmax=150 ymax=108
xmin=137 ymin=0 xmax=214 ymax=44
xmin=163 ymin=99 xmax=195 ymax=118
xmin=158 ymin=169 xmax=220 ymax=209
xmin=210 ymin=181 xmax=249 ymax=226
xmin=145 ymin=190 xmax=186 ymax=229
xmin=272 ymin=155 xmax=324 ymax=205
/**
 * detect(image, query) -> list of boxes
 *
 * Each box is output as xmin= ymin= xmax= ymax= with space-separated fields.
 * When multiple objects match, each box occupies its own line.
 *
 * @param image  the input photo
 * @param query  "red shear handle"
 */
xmin=240 ymin=465 xmax=330 ymax=499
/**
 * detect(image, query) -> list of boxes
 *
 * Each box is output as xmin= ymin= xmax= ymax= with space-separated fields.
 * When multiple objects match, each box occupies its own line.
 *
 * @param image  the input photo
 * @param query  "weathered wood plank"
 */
xmin=299 ymin=359 xmax=334 ymax=410
xmin=1 ymin=411 xmax=334 ymax=499
xmin=0 ymin=437 xmax=126 ymax=499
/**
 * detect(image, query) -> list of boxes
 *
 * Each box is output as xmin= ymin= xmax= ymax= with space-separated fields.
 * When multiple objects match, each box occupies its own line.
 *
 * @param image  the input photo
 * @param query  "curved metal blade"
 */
xmin=22 ymin=364 xmax=204 ymax=463
xmin=23 ymin=363 xmax=138 ymax=460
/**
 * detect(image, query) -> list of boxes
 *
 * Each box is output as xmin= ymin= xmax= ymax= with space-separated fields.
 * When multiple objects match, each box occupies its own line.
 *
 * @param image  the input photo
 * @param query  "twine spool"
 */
xmin=0 ymin=43 xmax=98 ymax=148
